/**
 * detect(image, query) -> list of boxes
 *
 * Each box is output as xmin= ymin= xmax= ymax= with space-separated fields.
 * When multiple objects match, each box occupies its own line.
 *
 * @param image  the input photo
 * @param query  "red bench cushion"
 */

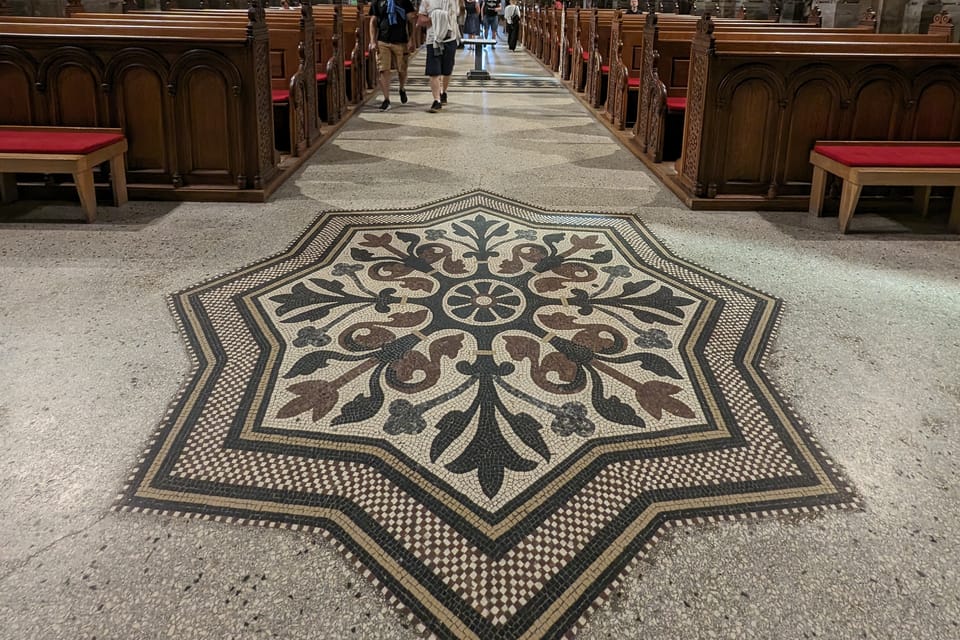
xmin=601 ymin=65 xmax=609 ymax=73
xmin=272 ymin=89 xmax=290 ymax=103
xmin=814 ymin=144 xmax=960 ymax=168
xmin=627 ymin=77 xmax=640 ymax=88
xmin=316 ymin=72 xmax=328 ymax=82
xmin=0 ymin=130 xmax=125 ymax=155
xmin=344 ymin=60 xmax=352 ymax=68
xmin=666 ymin=97 xmax=686 ymax=111
xmin=582 ymin=51 xmax=589 ymax=61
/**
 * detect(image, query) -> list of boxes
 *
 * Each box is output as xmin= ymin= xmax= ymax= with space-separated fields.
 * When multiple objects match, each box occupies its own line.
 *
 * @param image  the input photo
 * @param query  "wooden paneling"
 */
xmin=849 ymin=78 xmax=902 ymax=140
xmin=782 ymin=77 xmax=841 ymax=184
xmin=116 ymin=66 xmax=168 ymax=174
xmin=177 ymin=66 xmax=235 ymax=182
xmin=54 ymin=65 xmax=102 ymax=127
xmin=913 ymin=81 xmax=960 ymax=139
xmin=719 ymin=78 xmax=776 ymax=187
xmin=0 ymin=63 xmax=33 ymax=124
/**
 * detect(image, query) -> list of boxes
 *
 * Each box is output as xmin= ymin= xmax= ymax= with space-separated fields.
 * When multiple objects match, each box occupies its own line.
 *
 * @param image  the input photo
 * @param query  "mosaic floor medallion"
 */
xmin=119 ymin=192 xmax=858 ymax=639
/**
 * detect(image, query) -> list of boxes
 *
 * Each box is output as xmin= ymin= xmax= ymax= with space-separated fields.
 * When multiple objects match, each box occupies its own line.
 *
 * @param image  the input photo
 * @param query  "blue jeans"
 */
xmin=483 ymin=14 xmax=498 ymax=40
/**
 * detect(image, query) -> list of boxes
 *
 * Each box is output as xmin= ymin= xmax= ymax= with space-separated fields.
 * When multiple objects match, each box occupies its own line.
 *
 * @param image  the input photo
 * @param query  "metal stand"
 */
xmin=465 ymin=38 xmax=497 ymax=80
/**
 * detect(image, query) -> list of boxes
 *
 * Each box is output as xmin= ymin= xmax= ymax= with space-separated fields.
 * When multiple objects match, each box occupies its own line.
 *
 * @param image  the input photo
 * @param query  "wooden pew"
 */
xmin=584 ymin=8 xmax=615 ymax=108
xmin=0 ymin=2 xmax=282 ymax=199
xmin=605 ymin=11 xmax=646 ymax=128
xmin=671 ymin=15 xmax=960 ymax=207
xmin=73 ymin=6 xmax=320 ymax=156
xmin=633 ymin=13 xmax=947 ymax=166
xmin=560 ymin=8 xmax=578 ymax=81
xmin=155 ymin=2 xmax=344 ymax=124
xmin=314 ymin=3 xmax=348 ymax=125
xmin=571 ymin=8 xmax=599 ymax=93
xmin=341 ymin=3 xmax=365 ymax=105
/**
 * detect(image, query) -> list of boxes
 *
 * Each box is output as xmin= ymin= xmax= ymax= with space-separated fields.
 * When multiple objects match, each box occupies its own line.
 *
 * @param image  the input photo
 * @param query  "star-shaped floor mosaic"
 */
xmin=118 ymin=191 xmax=858 ymax=639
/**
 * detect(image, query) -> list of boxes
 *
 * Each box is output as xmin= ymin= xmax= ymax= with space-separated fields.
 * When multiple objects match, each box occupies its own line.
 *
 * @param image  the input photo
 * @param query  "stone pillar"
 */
xmin=903 ymin=0 xmax=944 ymax=32
xmin=834 ymin=0 xmax=868 ymax=25
xmin=878 ymin=0 xmax=909 ymax=30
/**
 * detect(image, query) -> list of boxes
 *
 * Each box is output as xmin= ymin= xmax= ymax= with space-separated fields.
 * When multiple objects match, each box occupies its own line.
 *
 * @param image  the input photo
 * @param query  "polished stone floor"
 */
xmin=1 ymin=43 xmax=959 ymax=639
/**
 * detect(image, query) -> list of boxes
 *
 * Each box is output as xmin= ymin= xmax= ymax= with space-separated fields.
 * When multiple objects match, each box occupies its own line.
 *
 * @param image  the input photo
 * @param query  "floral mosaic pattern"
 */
xmin=119 ymin=193 xmax=857 ymax=640
xmin=262 ymin=214 xmax=702 ymax=502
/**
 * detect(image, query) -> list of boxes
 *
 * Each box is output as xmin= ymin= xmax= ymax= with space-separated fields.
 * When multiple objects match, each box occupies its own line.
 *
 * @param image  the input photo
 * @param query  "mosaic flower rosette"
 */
xmin=119 ymin=192 xmax=857 ymax=639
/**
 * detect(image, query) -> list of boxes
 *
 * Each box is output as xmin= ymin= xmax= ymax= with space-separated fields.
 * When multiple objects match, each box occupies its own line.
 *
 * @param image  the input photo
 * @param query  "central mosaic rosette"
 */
xmin=258 ymin=213 xmax=705 ymax=508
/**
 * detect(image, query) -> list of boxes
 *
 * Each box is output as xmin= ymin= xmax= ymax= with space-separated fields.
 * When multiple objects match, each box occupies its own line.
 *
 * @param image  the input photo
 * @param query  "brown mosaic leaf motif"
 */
xmin=119 ymin=193 xmax=858 ymax=640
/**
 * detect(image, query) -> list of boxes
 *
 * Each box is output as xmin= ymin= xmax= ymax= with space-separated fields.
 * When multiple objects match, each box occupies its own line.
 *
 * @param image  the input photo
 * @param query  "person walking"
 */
xmin=419 ymin=0 xmax=461 ymax=112
xmin=369 ymin=0 xmax=417 ymax=111
xmin=504 ymin=0 xmax=520 ymax=51
xmin=481 ymin=0 xmax=500 ymax=43
xmin=463 ymin=0 xmax=481 ymax=43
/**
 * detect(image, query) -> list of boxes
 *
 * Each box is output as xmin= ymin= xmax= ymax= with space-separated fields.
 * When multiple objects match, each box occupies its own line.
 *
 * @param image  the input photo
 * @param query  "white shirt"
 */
xmin=420 ymin=0 xmax=461 ymax=44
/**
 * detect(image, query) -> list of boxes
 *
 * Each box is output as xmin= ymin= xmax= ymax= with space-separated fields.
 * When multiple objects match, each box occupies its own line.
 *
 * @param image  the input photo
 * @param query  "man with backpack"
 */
xmin=369 ymin=0 xmax=418 ymax=111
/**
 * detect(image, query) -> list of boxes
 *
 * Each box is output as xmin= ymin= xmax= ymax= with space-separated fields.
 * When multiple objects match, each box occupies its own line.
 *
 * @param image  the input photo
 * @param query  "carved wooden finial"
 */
xmin=933 ymin=8 xmax=952 ymax=26
xmin=247 ymin=0 xmax=266 ymax=24
xmin=697 ymin=12 xmax=715 ymax=36
xmin=645 ymin=9 xmax=658 ymax=26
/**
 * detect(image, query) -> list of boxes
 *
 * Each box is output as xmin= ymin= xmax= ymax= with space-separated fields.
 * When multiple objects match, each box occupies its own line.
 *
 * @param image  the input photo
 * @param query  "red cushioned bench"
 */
xmin=809 ymin=141 xmax=960 ymax=234
xmin=0 ymin=126 xmax=128 ymax=223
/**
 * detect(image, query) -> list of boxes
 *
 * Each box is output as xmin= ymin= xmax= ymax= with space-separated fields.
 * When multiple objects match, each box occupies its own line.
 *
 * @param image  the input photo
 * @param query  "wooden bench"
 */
xmin=809 ymin=141 xmax=960 ymax=233
xmin=632 ymin=13 xmax=912 ymax=165
xmin=0 ymin=4 xmax=282 ymax=198
xmin=670 ymin=15 xmax=960 ymax=208
xmin=0 ymin=126 xmax=127 ymax=222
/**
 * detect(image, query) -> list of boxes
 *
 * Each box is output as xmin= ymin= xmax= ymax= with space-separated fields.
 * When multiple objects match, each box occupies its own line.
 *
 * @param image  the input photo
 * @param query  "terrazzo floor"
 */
xmin=1 ymin=41 xmax=959 ymax=639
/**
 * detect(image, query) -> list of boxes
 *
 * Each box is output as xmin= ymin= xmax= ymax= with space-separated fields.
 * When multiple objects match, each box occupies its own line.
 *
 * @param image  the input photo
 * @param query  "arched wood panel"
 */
xmin=174 ymin=66 xmax=237 ymax=185
xmin=848 ymin=78 xmax=903 ymax=140
xmin=719 ymin=78 xmax=777 ymax=188
xmin=912 ymin=82 xmax=960 ymax=140
xmin=105 ymin=49 xmax=174 ymax=182
xmin=0 ymin=62 xmax=34 ymax=125
xmin=53 ymin=65 xmax=102 ymax=126
xmin=782 ymin=78 xmax=841 ymax=184
xmin=116 ymin=66 xmax=169 ymax=174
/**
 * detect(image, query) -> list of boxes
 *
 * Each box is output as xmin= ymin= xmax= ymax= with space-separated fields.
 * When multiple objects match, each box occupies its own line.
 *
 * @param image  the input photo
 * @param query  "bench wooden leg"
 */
xmin=1 ymin=173 xmax=17 ymax=204
xmin=950 ymin=186 xmax=960 ymax=234
xmin=913 ymin=186 xmax=932 ymax=217
xmin=73 ymin=169 xmax=97 ymax=223
xmin=808 ymin=165 xmax=827 ymax=216
xmin=109 ymin=154 xmax=128 ymax=207
xmin=837 ymin=179 xmax=862 ymax=234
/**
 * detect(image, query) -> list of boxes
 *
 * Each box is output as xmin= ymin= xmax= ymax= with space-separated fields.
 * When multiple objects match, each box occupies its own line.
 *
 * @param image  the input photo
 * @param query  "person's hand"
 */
xmin=407 ymin=42 xmax=416 ymax=53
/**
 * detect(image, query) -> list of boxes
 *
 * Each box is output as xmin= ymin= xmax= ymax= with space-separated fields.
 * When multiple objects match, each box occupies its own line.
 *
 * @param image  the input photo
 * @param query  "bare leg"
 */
xmin=430 ymin=76 xmax=442 ymax=101
xmin=442 ymin=75 xmax=451 ymax=93
xmin=378 ymin=69 xmax=391 ymax=101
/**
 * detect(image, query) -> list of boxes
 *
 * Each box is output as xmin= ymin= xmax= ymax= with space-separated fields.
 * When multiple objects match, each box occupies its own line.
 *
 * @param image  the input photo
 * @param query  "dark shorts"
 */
xmin=425 ymin=40 xmax=457 ymax=77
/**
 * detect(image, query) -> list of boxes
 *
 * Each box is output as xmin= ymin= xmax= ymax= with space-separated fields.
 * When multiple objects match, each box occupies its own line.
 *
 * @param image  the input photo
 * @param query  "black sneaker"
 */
xmin=440 ymin=92 xmax=448 ymax=104
xmin=378 ymin=99 xmax=391 ymax=112
xmin=399 ymin=89 xmax=408 ymax=104
xmin=428 ymin=100 xmax=442 ymax=113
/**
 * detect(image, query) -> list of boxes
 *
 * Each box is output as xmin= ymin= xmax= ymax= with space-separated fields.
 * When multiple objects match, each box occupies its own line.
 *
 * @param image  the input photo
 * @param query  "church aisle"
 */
xmin=0 ymin=42 xmax=958 ymax=640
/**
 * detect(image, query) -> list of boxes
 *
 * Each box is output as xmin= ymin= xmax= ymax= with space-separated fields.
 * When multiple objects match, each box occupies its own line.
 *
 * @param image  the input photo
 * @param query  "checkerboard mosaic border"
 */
xmin=116 ymin=191 xmax=859 ymax=639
